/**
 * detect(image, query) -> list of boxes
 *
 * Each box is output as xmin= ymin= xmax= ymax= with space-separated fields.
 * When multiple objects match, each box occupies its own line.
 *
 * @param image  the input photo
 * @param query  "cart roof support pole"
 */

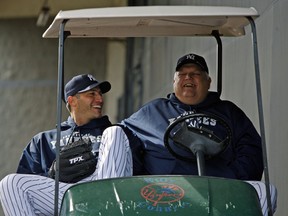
xmin=212 ymin=30 xmax=223 ymax=96
xmin=55 ymin=19 xmax=69 ymax=216
xmin=247 ymin=16 xmax=273 ymax=216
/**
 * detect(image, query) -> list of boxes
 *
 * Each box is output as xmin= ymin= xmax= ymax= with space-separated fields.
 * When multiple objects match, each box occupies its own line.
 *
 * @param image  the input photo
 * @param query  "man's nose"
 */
xmin=94 ymin=94 xmax=103 ymax=102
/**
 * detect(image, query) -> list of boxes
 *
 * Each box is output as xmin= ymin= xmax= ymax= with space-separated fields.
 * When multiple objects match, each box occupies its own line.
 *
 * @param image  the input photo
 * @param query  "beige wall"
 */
xmin=0 ymin=0 xmax=126 ymax=18
xmin=105 ymin=40 xmax=126 ymax=123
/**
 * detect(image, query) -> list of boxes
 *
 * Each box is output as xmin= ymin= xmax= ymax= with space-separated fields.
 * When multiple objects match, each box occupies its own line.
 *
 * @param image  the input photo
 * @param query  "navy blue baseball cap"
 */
xmin=175 ymin=53 xmax=209 ymax=73
xmin=64 ymin=74 xmax=111 ymax=102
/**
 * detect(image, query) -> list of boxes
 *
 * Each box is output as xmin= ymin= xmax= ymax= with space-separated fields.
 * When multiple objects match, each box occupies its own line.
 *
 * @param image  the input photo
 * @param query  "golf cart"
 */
xmin=43 ymin=5 xmax=273 ymax=216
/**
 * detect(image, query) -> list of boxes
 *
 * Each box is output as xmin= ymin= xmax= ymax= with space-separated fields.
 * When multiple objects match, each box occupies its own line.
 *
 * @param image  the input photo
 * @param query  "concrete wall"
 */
xmin=105 ymin=40 xmax=126 ymax=123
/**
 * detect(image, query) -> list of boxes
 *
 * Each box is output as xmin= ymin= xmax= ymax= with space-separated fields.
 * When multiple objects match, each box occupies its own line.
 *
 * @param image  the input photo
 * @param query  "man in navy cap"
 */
xmin=122 ymin=53 xmax=277 ymax=215
xmin=124 ymin=53 xmax=261 ymax=178
xmin=0 ymin=74 xmax=132 ymax=215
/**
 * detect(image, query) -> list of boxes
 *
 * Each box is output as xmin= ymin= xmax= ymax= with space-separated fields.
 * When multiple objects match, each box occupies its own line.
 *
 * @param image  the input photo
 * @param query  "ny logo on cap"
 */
xmin=186 ymin=54 xmax=195 ymax=60
xmin=87 ymin=74 xmax=96 ymax=81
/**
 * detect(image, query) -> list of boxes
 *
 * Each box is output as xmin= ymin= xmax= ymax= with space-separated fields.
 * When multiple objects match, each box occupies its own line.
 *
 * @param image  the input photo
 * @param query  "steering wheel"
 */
xmin=164 ymin=113 xmax=232 ymax=175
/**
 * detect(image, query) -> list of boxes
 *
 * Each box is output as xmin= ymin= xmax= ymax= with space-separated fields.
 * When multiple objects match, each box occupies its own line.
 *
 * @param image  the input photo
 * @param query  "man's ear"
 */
xmin=207 ymin=76 xmax=212 ymax=89
xmin=67 ymin=96 xmax=76 ymax=108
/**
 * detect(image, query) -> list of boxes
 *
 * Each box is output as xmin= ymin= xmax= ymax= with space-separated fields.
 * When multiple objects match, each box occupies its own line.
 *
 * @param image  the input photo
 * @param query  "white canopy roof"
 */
xmin=43 ymin=6 xmax=258 ymax=38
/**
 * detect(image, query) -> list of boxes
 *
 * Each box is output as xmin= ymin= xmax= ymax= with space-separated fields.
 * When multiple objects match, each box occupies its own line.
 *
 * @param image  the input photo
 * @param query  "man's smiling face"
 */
xmin=173 ymin=64 xmax=211 ymax=105
xmin=69 ymin=87 xmax=104 ymax=126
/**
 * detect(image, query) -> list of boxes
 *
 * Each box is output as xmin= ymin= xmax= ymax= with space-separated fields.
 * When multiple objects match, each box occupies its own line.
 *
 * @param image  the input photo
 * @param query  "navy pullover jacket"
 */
xmin=123 ymin=92 xmax=263 ymax=180
xmin=17 ymin=116 xmax=111 ymax=176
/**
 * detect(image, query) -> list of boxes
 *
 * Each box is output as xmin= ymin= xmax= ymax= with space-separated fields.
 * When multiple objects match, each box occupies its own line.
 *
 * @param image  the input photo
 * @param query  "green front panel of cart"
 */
xmin=60 ymin=175 xmax=262 ymax=216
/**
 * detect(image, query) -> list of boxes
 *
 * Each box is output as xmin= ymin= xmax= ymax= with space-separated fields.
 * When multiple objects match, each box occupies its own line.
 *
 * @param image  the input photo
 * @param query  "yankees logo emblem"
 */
xmin=185 ymin=54 xmax=195 ymax=60
xmin=87 ymin=74 xmax=96 ymax=81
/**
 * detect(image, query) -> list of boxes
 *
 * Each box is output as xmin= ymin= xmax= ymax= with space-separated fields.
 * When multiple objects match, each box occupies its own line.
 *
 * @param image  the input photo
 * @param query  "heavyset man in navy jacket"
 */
xmin=123 ymin=53 xmax=277 ymax=215
xmin=124 ymin=53 xmax=263 ymax=179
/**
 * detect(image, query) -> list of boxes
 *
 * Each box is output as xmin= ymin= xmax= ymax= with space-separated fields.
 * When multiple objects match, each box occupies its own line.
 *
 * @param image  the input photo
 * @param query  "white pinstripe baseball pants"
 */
xmin=0 ymin=126 xmax=132 ymax=216
xmin=0 ymin=126 xmax=277 ymax=215
xmin=247 ymin=180 xmax=277 ymax=216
